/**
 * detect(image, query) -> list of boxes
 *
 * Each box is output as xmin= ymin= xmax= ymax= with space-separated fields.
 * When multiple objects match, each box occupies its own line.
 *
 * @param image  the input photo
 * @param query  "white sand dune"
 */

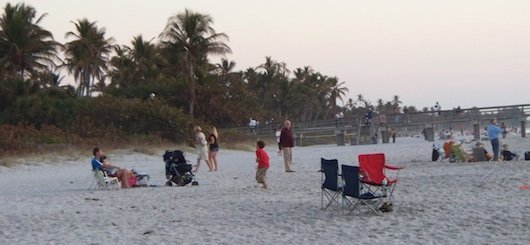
xmin=0 ymin=136 xmax=529 ymax=244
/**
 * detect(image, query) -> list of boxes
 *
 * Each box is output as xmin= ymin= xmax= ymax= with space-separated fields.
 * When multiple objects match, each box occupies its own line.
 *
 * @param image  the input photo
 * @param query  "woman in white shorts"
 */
xmin=193 ymin=126 xmax=211 ymax=172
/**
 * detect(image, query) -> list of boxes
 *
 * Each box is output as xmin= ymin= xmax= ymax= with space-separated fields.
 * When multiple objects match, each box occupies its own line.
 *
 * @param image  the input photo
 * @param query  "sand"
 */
xmin=0 ymin=136 xmax=529 ymax=244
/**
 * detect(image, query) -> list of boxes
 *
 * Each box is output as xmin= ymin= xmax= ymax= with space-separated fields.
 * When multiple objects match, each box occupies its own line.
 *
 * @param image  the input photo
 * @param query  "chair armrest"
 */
xmin=384 ymin=164 xmax=404 ymax=170
xmin=361 ymin=179 xmax=380 ymax=186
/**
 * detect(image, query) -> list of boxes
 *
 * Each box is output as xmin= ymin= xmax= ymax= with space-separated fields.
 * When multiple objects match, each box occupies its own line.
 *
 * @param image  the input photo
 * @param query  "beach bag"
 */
xmin=525 ymin=151 xmax=530 ymax=161
xmin=432 ymin=149 xmax=440 ymax=162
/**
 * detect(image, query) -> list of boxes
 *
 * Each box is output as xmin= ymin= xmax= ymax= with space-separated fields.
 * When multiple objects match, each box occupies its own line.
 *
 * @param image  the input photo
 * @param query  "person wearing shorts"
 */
xmin=208 ymin=126 xmax=219 ymax=171
xmin=193 ymin=126 xmax=211 ymax=172
xmin=255 ymin=140 xmax=270 ymax=189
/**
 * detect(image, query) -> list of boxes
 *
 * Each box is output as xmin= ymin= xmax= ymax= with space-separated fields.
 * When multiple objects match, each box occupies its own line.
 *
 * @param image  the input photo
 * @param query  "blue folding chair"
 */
xmin=321 ymin=158 xmax=341 ymax=210
xmin=341 ymin=165 xmax=386 ymax=215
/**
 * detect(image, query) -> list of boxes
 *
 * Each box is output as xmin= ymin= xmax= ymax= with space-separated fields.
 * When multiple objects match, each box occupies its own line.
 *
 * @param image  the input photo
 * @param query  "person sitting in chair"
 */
xmin=452 ymin=141 xmax=474 ymax=162
xmin=473 ymin=142 xmax=493 ymax=161
xmin=92 ymin=147 xmax=132 ymax=188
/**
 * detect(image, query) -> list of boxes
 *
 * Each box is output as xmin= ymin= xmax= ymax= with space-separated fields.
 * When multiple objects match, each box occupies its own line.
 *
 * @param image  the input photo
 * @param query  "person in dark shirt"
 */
xmin=208 ymin=126 xmax=219 ymax=171
xmin=501 ymin=144 xmax=518 ymax=161
xmin=279 ymin=120 xmax=295 ymax=172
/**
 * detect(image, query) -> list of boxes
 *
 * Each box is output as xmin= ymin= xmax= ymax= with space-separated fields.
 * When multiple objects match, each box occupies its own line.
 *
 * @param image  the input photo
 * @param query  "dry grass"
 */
xmin=217 ymin=130 xmax=276 ymax=152
xmin=0 ymin=131 xmax=275 ymax=167
xmin=0 ymin=144 xmax=88 ymax=167
xmin=0 ymin=158 xmax=17 ymax=168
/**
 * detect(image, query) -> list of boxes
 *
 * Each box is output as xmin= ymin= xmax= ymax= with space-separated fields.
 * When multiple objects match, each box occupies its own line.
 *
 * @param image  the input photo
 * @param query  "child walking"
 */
xmin=255 ymin=140 xmax=270 ymax=189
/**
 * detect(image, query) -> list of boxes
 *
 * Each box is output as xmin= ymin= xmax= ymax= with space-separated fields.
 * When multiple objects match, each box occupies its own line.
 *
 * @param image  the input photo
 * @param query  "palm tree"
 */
xmin=215 ymin=58 xmax=236 ymax=77
xmin=0 ymin=3 xmax=60 ymax=79
xmin=130 ymin=35 xmax=161 ymax=82
xmin=256 ymin=56 xmax=289 ymax=109
xmin=356 ymin=94 xmax=371 ymax=109
xmin=391 ymin=95 xmax=402 ymax=113
xmin=63 ymin=18 xmax=114 ymax=96
xmin=327 ymin=77 xmax=349 ymax=111
xmin=36 ymin=68 xmax=64 ymax=88
xmin=160 ymin=9 xmax=231 ymax=117
xmin=109 ymin=35 xmax=163 ymax=89
xmin=108 ymin=45 xmax=135 ymax=89
xmin=376 ymin=98 xmax=385 ymax=113
xmin=293 ymin=66 xmax=313 ymax=83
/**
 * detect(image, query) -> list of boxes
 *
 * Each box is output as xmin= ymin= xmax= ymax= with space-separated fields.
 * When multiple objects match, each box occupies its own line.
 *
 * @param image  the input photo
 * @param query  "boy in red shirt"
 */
xmin=255 ymin=140 xmax=270 ymax=189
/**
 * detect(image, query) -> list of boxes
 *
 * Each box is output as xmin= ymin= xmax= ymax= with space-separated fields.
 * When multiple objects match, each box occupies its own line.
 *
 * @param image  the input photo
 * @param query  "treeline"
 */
xmin=0 ymin=3 xmax=419 ymax=152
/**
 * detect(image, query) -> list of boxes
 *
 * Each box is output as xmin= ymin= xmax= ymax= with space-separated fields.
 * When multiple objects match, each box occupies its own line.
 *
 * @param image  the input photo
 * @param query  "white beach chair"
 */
xmin=89 ymin=170 xmax=121 ymax=190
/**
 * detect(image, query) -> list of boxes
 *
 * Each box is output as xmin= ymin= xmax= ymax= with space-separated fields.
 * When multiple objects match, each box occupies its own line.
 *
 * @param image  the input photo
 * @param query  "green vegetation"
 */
xmin=0 ymin=3 xmax=416 ymax=155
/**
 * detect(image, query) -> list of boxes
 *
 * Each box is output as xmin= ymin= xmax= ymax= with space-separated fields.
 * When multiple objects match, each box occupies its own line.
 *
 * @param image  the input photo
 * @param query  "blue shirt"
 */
xmin=487 ymin=123 xmax=501 ymax=140
xmin=91 ymin=157 xmax=103 ymax=171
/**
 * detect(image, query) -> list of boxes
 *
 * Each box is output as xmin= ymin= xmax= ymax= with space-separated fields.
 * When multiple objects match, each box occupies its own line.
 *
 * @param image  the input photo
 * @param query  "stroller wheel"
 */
xmin=192 ymin=181 xmax=199 ymax=186
xmin=165 ymin=180 xmax=173 ymax=186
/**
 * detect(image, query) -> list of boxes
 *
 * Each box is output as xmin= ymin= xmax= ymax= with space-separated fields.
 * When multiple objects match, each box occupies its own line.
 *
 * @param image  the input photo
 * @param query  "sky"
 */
xmin=8 ymin=0 xmax=530 ymax=110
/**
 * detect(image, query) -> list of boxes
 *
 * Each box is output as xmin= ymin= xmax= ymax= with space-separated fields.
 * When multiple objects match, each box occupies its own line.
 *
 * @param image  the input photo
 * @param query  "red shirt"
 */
xmin=256 ymin=148 xmax=270 ymax=169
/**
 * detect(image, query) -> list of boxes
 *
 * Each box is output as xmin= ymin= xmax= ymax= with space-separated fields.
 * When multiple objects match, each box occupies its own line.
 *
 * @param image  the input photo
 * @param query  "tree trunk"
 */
xmin=188 ymin=62 xmax=195 ymax=117
xmin=84 ymin=71 xmax=91 ymax=96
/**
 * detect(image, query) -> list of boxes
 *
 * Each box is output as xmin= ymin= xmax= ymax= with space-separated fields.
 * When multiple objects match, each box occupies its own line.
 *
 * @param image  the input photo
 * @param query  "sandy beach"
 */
xmin=0 ymin=136 xmax=529 ymax=244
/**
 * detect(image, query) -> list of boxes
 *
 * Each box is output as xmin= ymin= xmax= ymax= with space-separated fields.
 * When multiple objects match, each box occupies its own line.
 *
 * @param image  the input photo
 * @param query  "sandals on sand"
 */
xmin=379 ymin=202 xmax=393 ymax=213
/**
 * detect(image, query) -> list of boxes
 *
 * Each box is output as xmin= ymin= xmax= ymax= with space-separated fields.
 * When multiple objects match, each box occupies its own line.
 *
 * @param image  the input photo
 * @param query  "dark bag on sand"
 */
xmin=525 ymin=151 xmax=530 ymax=161
xmin=432 ymin=149 xmax=440 ymax=162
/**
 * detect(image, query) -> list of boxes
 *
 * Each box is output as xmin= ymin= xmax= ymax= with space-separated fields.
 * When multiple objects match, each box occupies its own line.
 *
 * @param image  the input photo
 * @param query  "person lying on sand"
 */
xmin=91 ymin=147 xmax=133 ymax=188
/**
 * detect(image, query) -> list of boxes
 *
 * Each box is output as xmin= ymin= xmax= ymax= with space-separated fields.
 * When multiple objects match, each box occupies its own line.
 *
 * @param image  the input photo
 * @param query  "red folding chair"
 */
xmin=358 ymin=153 xmax=404 ymax=201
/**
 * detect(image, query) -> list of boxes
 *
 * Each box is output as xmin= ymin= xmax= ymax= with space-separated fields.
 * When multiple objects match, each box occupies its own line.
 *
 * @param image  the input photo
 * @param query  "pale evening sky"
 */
xmin=9 ymin=0 xmax=530 ymax=110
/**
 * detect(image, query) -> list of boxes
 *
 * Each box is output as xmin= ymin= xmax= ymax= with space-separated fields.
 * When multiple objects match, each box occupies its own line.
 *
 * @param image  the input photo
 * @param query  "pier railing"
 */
xmin=225 ymin=104 xmax=530 ymax=145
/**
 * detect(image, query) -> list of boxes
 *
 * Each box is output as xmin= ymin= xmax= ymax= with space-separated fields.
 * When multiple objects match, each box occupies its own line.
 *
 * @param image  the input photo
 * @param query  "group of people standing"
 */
xmin=92 ymin=120 xmax=296 ymax=190
xmin=192 ymin=120 xmax=296 ymax=174
xmin=486 ymin=118 xmax=519 ymax=161
xmin=192 ymin=126 xmax=219 ymax=173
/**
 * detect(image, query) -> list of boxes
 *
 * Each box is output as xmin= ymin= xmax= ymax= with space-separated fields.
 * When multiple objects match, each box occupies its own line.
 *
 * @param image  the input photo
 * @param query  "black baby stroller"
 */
xmin=163 ymin=150 xmax=198 ymax=186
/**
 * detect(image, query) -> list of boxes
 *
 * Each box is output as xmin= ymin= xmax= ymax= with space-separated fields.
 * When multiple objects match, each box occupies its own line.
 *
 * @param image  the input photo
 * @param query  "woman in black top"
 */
xmin=501 ymin=144 xmax=517 ymax=161
xmin=208 ymin=127 xmax=219 ymax=171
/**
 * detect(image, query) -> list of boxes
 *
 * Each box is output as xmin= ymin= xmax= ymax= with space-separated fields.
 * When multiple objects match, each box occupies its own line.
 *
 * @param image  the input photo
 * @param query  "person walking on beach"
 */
xmin=390 ymin=128 xmax=396 ymax=143
xmin=255 ymin=140 xmax=270 ymax=189
xmin=487 ymin=118 xmax=502 ymax=161
xmin=193 ymin=126 xmax=211 ymax=172
xmin=208 ymin=126 xmax=219 ymax=171
xmin=279 ymin=120 xmax=295 ymax=172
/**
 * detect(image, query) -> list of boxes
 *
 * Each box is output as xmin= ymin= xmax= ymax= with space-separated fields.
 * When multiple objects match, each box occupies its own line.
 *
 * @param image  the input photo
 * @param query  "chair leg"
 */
xmin=322 ymin=191 xmax=340 ymax=211
xmin=321 ymin=189 xmax=324 ymax=210
xmin=365 ymin=201 xmax=383 ymax=216
xmin=88 ymin=179 xmax=95 ymax=190
xmin=348 ymin=198 xmax=355 ymax=214
xmin=342 ymin=197 xmax=355 ymax=215
xmin=323 ymin=192 xmax=334 ymax=210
